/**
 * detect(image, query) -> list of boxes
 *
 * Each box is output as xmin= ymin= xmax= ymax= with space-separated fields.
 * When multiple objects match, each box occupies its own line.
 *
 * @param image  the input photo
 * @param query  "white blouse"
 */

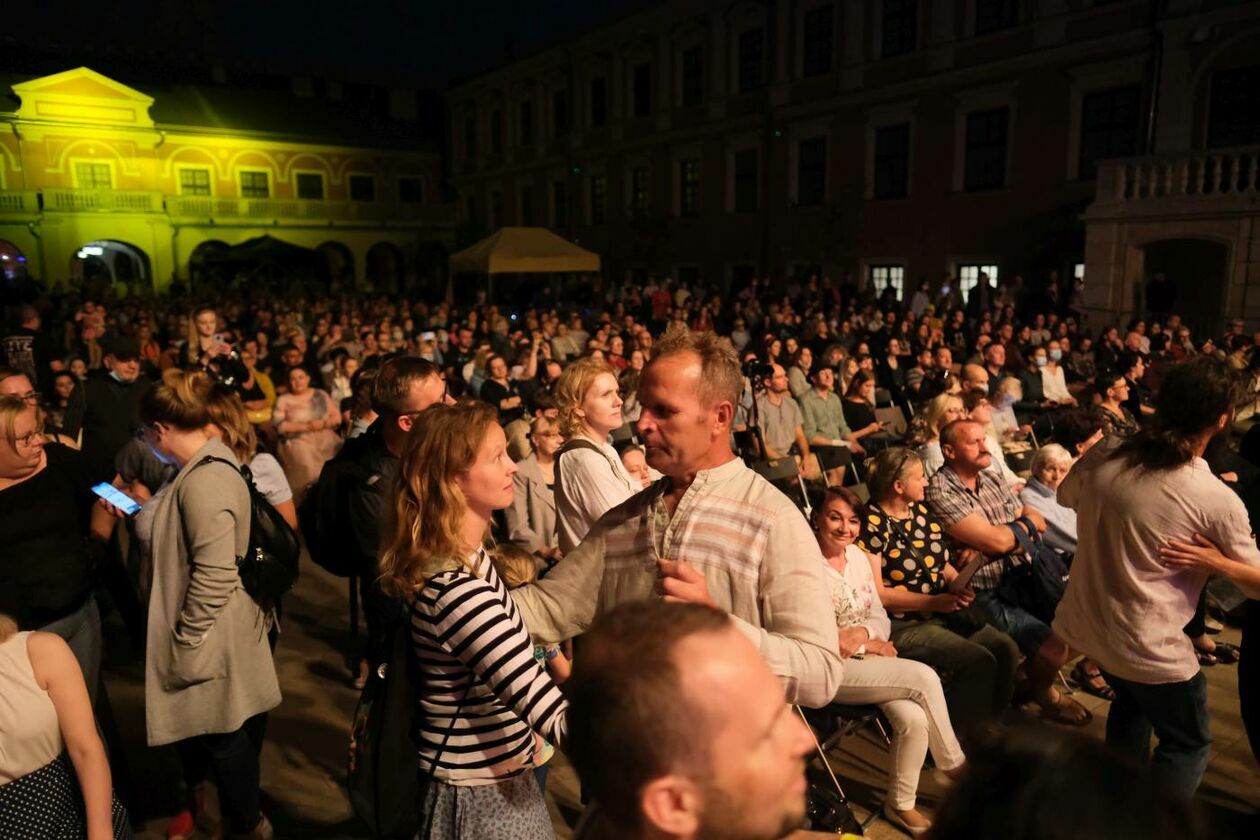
xmin=824 ymin=544 xmax=892 ymax=642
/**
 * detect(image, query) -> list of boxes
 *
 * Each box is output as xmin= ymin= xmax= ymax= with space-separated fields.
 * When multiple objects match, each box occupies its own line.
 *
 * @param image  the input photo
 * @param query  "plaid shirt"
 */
xmin=925 ymin=464 xmax=1026 ymax=591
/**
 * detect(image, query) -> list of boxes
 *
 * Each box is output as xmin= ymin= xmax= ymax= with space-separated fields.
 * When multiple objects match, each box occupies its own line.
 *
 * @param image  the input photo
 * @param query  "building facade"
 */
xmin=0 ymin=67 xmax=454 ymax=293
xmin=446 ymin=0 xmax=1260 ymax=333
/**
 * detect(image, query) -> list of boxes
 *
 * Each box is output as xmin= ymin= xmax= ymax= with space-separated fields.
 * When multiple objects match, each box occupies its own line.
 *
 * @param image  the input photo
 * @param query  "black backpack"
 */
xmin=298 ymin=445 xmax=378 ymax=578
xmin=192 ymin=456 xmax=300 ymax=606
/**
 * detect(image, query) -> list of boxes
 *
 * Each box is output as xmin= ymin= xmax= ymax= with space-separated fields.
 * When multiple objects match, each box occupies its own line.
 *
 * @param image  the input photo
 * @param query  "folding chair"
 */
xmin=800 ymin=703 xmax=892 ymax=831
xmin=750 ymin=456 xmax=812 ymax=517
xmin=874 ymin=405 xmax=908 ymax=438
xmin=814 ymin=445 xmax=854 ymax=488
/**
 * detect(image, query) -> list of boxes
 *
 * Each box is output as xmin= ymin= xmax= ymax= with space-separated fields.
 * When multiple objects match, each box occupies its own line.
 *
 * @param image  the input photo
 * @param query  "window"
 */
xmin=1073 ymin=263 xmax=1085 ymax=283
xmin=590 ymin=174 xmax=607 ymax=224
xmin=802 ymin=5 xmax=834 ymax=77
xmin=552 ymin=181 xmax=568 ymax=229
xmin=631 ymin=166 xmax=650 ymax=213
xmin=882 ymin=0 xmax=917 ymax=58
xmin=464 ymin=116 xmax=477 ymax=159
xmin=490 ymin=110 xmax=504 ymax=154
xmin=958 ymin=263 xmax=999 ymax=301
xmin=295 ymin=172 xmax=324 ymax=200
xmin=75 ymin=162 xmax=112 ymax=190
xmin=553 ymin=89 xmax=569 ymax=135
xmin=975 ymin=0 xmax=1018 ymax=36
xmin=797 ymin=137 xmax=827 ymax=206
xmin=682 ymin=46 xmax=704 ymax=107
xmin=873 ymin=123 xmax=910 ymax=199
xmin=679 ymin=158 xmax=700 ymax=217
xmin=870 ymin=264 xmax=905 ymax=299
xmin=178 ymin=168 xmax=212 ymax=196
xmin=1079 ymin=86 xmax=1141 ymax=179
xmin=520 ymin=186 xmax=534 ymax=225
xmin=349 ymin=175 xmax=376 ymax=202
xmin=632 ymin=63 xmax=652 ymax=117
xmin=963 ymin=107 xmax=1009 ymax=191
xmin=590 ymin=77 xmax=607 ymax=127
xmin=490 ymin=190 xmax=503 ymax=229
xmin=738 ymin=27 xmax=765 ymax=93
xmin=734 ymin=148 xmax=759 ymax=213
xmin=239 ymin=170 xmax=269 ymax=198
xmin=1207 ymin=64 xmax=1260 ymax=149
xmin=519 ymin=101 xmax=534 ymax=145
xmin=398 ymin=177 xmax=423 ymax=203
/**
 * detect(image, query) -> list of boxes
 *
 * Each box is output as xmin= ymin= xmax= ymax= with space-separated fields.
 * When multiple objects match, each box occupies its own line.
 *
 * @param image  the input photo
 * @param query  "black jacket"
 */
xmin=62 ymin=371 xmax=151 ymax=483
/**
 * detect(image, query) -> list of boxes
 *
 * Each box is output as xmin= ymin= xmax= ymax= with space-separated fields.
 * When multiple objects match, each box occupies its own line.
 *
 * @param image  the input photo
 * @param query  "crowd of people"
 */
xmin=2 ymin=265 xmax=1258 ymax=839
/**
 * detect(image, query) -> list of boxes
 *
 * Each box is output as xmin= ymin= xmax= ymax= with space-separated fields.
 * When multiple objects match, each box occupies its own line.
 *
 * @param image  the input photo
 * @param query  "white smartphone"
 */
xmin=91 ymin=482 xmax=142 ymax=516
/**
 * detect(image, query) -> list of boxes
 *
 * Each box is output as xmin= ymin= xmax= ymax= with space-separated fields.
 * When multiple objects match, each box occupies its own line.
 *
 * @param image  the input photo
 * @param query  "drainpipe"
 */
xmin=9 ymin=123 xmax=27 ymax=191
xmin=1143 ymin=1 xmax=1164 ymax=154
xmin=26 ymin=221 xmax=45 ymax=286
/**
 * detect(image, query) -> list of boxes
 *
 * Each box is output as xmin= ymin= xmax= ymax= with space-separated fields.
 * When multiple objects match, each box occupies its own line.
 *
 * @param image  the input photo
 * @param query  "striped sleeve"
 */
xmin=420 ymin=572 xmax=567 ymax=748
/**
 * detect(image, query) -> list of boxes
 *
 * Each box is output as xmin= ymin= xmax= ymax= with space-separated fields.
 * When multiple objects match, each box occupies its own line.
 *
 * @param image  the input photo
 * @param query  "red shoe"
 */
xmin=166 ymin=809 xmax=196 ymax=840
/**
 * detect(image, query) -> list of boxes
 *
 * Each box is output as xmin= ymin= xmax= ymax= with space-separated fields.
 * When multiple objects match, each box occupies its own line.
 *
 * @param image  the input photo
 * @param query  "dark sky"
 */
xmin=7 ymin=0 xmax=652 ymax=87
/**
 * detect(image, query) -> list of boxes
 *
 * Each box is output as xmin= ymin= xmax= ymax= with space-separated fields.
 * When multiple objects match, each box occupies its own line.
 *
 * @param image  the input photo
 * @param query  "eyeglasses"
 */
xmin=14 ymin=390 xmax=39 ymax=405
xmin=13 ymin=429 xmax=43 ymax=448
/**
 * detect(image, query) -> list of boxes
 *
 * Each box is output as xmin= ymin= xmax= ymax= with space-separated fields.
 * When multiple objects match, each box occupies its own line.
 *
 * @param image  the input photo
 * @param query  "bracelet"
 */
xmin=542 ymin=645 xmax=560 ymax=661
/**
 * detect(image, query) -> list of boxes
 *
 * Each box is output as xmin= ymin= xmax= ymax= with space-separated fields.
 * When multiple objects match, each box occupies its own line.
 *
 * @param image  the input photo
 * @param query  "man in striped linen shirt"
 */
xmin=512 ymin=327 xmax=844 ymax=708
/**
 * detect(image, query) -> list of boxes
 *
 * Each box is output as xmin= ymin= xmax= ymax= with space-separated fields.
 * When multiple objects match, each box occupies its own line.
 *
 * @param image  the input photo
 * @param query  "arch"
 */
xmin=50 ymin=139 xmax=137 ymax=178
xmin=282 ymin=152 xmax=335 ymax=183
xmin=159 ymin=145 xmax=222 ymax=179
xmin=69 ymin=239 xmax=152 ymax=294
xmin=366 ymin=241 xmax=405 ymax=294
xmin=224 ymin=148 xmax=284 ymax=178
xmin=334 ymin=155 xmax=382 ymax=183
xmin=188 ymin=239 xmax=231 ymax=289
xmin=0 ymin=239 xmax=29 ymax=284
xmin=318 ymin=241 xmax=355 ymax=287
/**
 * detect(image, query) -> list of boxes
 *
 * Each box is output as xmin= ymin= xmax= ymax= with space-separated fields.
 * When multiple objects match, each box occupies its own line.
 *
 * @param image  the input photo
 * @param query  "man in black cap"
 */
xmin=63 ymin=334 xmax=152 ymax=483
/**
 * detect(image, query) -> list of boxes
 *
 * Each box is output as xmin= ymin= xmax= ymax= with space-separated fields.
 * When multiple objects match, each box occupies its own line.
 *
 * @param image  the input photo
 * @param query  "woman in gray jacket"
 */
xmin=135 ymin=369 xmax=280 ymax=840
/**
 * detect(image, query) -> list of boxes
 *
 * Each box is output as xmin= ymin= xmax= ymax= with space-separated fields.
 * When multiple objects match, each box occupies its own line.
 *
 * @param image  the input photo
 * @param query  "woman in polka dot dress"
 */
xmin=814 ymin=487 xmax=966 ymax=836
xmin=859 ymin=447 xmax=1021 ymax=738
xmin=0 ymin=612 xmax=131 ymax=839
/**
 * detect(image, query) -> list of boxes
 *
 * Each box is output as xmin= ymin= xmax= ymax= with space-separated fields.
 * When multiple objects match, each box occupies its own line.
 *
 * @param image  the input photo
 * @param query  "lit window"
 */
xmin=870 ymin=264 xmax=905 ymax=299
xmin=179 ymin=168 xmax=212 ymax=196
xmin=958 ymin=263 xmax=999 ymax=301
xmin=75 ymin=162 xmax=112 ymax=190
xmin=239 ymin=171 xmax=270 ymax=198
xmin=1073 ymin=263 xmax=1084 ymax=282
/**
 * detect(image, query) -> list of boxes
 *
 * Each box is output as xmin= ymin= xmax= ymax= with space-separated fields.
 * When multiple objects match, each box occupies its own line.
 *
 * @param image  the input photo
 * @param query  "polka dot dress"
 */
xmin=0 ymin=752 xmax=132 ymax=839
xmin=858 ymin=502 xmax=951 ymax=620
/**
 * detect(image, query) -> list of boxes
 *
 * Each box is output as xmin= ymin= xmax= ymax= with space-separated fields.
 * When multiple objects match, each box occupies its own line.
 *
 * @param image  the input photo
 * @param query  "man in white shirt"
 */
xmin=1054 ymin=356 xmax=1260 ymax=795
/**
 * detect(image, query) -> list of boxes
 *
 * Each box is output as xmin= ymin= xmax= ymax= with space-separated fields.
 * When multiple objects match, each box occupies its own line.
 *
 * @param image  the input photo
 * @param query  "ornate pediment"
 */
xmin=11 ymin=67 xmax=155 ymax=128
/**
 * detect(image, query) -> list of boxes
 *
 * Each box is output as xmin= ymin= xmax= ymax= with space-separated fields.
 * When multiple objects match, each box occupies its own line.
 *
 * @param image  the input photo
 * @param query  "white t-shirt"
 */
xmin=1054 ymin=447 xmax=1260 ymax=683
xmin=554 ymin=438 xmax=639 ymax=553
xmin=248 ymin=453 xmax=293 ymax=506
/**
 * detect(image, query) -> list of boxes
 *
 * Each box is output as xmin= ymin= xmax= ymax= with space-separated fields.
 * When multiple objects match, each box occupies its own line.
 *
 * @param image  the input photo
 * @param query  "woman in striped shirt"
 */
xmin=379 ymin=401 xmax=568 ymax=839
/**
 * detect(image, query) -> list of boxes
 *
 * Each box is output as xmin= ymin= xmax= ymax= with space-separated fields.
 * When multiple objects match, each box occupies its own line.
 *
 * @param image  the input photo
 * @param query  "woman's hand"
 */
xmin=838 ymin=627 xmax=870 ymax=658
xmin=930 ymin=591 xmax=973 ymax=613
xmin=1160 ymin=533 xmax=1232 ymax=575
xmin=865 ymin=639 xmax=898 ymax=657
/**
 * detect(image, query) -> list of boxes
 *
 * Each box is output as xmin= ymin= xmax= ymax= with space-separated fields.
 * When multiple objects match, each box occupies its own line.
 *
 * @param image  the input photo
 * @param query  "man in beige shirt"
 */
xmin=511 ymin=327 xmax=843 ymax=708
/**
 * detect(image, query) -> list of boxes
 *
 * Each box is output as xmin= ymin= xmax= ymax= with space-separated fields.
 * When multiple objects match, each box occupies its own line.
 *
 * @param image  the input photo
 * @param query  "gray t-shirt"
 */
xmin=247 ymin=452 xmax=293 ymax=506
xmin=755 ymin=394 xmax=805 ymax=456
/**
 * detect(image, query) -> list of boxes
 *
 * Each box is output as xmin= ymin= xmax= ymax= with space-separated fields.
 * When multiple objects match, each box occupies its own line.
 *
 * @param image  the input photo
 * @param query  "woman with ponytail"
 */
xmin=135 ymin=369 xmax=280 ymax=840
xmin=1054 ymin=356 xmax=1258 ymax=796
xmin=379 ymin=401 xmax=567 ymax=839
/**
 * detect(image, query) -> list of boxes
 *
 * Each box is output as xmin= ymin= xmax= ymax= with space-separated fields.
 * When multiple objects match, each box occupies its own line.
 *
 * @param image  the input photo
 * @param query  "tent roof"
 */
xmin=449 ymin=227 xmax=600 ymax=274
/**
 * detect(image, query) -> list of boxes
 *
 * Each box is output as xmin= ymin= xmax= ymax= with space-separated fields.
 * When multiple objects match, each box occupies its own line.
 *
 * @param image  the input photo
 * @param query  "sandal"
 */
xmin=1213 ymin=642 xmax=1241 ymax=664
xmin=1040 ymin=693 xmax=1094 ymax=727
xmin=1070 ymin=662 xmax=1116 ymax=702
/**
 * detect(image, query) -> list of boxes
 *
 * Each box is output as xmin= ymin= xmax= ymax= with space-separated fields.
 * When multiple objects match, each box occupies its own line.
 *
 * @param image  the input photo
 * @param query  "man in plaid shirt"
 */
xmin=926 ymin=419 xmax=1092 ymax=726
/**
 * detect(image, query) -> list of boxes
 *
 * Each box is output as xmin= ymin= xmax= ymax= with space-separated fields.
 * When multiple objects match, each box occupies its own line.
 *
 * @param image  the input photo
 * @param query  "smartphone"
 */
xmin=91 ymin=482 xmax=142 ymax=516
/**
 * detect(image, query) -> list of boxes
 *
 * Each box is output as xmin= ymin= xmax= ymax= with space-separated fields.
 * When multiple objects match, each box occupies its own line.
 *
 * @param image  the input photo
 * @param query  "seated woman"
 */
xmin=1092 ymin=370 xmax=1140 ymax=439
xmin=908 ymin=392 xmax=965 ymax=478
xmin=379 ymin=401 xmax=567 ymax=838
xmin=816 ymin=486 xmax=967 ymax=836
xmin=859 ymin=448 xmax=1020 ymax=738
xmin=841 ymin=371 xmax=896 ymax=452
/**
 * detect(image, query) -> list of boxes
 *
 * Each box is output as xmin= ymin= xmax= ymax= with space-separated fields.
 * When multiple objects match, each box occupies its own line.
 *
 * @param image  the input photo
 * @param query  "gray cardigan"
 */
xmin=143 ymin=437 xmax=281 ymax=746
xmin=505 ymin=453 xmax=557 ymax=554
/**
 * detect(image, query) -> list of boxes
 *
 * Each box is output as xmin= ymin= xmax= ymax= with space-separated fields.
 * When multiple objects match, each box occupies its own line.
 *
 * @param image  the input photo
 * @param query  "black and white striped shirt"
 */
xmin=410 ymin=549 xmax=567 ymax=784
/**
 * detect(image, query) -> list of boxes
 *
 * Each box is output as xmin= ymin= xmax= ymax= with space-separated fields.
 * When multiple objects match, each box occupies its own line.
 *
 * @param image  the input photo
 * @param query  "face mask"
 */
xmin=995 ymin=393 xmax=1016 ymax=409
xmin=1049 ymin=349 xmax=1063 ymax=361
xmin=1035 ymin=357 xmax=1047 ymax=367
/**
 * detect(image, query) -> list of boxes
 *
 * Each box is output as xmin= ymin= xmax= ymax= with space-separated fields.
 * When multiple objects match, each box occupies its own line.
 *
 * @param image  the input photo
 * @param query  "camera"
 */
xmin=741 ymin=360 xmax=774 ymax=379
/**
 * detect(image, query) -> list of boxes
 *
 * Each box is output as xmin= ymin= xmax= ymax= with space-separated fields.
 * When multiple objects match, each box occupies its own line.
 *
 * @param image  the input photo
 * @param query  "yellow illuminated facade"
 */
xmin=0 ymin=67 xmax=454 ymax=292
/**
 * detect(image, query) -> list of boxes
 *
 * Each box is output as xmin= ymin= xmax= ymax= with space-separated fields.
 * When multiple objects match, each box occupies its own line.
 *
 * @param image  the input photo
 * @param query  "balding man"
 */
xmin=960 ymin=363 xmax=991 ymax=396
xmin=511 ymin=326 xmax=844 ymax=708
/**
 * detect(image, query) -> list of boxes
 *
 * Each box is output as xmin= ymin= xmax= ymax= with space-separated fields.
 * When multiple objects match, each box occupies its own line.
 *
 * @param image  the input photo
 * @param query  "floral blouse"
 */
xmin=823 ymin=544 xmax=891 ymax=643
xmin=857 ymin=501 xmax=950 ymax=621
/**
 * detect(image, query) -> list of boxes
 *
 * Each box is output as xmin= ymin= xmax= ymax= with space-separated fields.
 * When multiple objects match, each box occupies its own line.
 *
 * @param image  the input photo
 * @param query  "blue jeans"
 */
xmin=39 ymin=595 xmax=101 ymax=706
xmin=1099 ymin=669 xmax=1211 ymax=797
xmin=974 ymin=590 xmax=1052 ymax=658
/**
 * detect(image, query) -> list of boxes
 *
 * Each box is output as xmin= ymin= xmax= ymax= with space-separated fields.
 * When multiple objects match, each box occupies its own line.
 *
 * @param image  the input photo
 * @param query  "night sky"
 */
xmin=6 ymin=0 xmax=653 ymax=86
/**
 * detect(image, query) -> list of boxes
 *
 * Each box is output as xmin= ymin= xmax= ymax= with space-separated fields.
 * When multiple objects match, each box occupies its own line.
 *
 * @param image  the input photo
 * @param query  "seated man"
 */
xmin=512 ymin=327 xmax=844 ymax=709
xmin=567 ymin=601 xmax=827 ymax=840
xmin=925 ymin=419 xmax=1091 ymax=725
xmin=799 ymin=365 xmax=860 ymax=485
xmin=755 ymin=363 xmax=817 ymax=478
